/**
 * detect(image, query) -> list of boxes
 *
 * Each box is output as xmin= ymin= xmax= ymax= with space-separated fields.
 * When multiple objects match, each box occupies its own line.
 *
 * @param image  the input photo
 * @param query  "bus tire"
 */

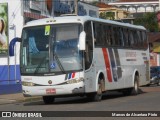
xmin=43 ymin=96 xmax=55 ymax=104
xmin=132 ymin=75 xmax=139 ymax=95
xmin=122 ymin=75 xmax=139 ymax=96
xmin=87 ymin=78 xmax=103 ymax=102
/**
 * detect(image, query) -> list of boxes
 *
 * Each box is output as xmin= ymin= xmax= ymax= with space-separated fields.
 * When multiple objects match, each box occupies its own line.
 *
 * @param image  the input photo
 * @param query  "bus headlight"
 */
xmin=67 ymin=77 xmax=84 ymax=84
xmin=22 ymin=81 xmax=35 ymax=86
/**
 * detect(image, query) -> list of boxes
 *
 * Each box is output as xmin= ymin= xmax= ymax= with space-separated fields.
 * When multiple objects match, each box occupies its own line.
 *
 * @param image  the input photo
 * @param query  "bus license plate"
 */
xmin=46 ymin=88 xmax=56 ymax=94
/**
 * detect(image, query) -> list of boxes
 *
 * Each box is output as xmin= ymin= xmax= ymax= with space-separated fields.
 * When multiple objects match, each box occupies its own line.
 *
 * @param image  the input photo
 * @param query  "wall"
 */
xmin=54 ymin=0 xmax=99 ymax=17
xmin=0 ymin=0 xmax=23 ymax=94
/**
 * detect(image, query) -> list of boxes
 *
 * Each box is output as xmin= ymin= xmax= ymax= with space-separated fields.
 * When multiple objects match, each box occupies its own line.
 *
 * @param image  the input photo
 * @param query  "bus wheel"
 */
xmin=87 ymin=78 xmax=103 ymax=102
xmin=43 ymin=96 xmax=55 ymax=104
xmin=132 ymin=75 xmax=139 ymax=95
xmin=122 ymin=76 xmax=139 ymax=96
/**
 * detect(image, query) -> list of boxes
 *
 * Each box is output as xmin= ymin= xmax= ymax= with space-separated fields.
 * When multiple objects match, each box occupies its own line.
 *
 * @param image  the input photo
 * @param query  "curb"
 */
xmin=21 ymin=97 xmax=42 ymax=102
xmin=0 ymin=96 xmax=42 ymax=105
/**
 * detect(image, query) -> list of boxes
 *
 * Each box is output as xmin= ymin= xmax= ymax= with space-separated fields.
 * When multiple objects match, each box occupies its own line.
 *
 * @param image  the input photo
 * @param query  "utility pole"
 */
xmin=52 ymin=0 xmax=54 ymax=17
xmin=75 ymin=0 xmax=78 ymax=15
xmin=159 ymin=0 xmax=160 ymax=10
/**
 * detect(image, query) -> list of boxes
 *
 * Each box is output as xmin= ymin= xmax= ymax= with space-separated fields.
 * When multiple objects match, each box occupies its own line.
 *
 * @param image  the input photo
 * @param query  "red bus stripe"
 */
xmin=72 ymin=72 xmax=75 ymax=78
xmin=102 ymin=48 xmax=112 ymax=82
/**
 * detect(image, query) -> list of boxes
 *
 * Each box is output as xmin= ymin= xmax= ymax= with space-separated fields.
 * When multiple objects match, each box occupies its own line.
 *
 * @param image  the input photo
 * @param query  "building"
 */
xmin=0 ymin=0 xmax=99 ymax=94
xmin=0 ymin=0 xmax=53 ymax=94
xmin=97 ymin=2 xmax=129 ymax=20
xmin=80 ymin=0 xmax=118 ymax=4
xmin=109 ymin=0 xmax=159 ymax=17
xmin=54 ymin=0 xmax=99 ymax=17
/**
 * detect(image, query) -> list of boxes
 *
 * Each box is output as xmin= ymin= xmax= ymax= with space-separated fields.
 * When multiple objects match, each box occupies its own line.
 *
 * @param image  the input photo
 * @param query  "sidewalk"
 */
xmin=0 ymin=93 xmax=42 ymax=105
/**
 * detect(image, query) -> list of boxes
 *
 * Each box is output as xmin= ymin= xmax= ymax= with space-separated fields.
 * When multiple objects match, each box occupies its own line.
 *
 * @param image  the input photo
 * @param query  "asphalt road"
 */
xmin=0 ymin=85 xmax=160 ymax=120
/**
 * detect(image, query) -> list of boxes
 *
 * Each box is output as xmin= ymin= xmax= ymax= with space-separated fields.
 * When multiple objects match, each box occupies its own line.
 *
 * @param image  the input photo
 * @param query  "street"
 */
xmin=0 ymin=85 xmax=160 ymax=120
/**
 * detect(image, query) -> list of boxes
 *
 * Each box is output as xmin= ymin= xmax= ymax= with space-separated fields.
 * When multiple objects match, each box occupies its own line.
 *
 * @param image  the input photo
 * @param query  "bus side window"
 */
xmin=110 ymin=26 xmax=114 ymax=46
xmin=119 ymin=28 xmax=124 ymax=46
xmin=129 ymin=30 xmax=134 ymax=47
xmin=142 ymin=31 xmax=148 ymax=49
xmin=106 ymin=26 xmax=112 ymax=46
xmin=102 ymin=25 xmax=106 ymax=46
xmin=95 ymin=23 xmax=103 ymax=46
xmin=84 ymin=21 xmax=93 ymax=70
xmin=112 ymin=27 xmax=117 ymax=46
xmin=93 ymin=22 xmax=98 ymax=45
xmin=123 ymin=29 xmax=129 ymax=47
xmin=136 ymin=30 xmax=142 ymax=47
xmin=133 ymin=30 xmax=138 ymax=47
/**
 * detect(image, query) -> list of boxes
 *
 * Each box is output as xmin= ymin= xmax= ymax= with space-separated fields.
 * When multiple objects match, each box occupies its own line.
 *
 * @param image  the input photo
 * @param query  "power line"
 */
xmin=9 ymin=2 xmax=21 ymax=25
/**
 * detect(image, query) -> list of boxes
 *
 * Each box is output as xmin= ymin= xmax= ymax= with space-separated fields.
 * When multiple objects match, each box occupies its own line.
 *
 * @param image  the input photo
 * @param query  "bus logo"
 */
xmin=65 ymin=73 xmax=76 ymax=80
xmin=48 ymin=80 xmax=52 ymax=85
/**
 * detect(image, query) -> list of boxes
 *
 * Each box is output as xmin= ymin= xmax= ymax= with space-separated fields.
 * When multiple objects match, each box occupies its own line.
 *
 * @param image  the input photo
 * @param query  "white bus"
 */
xmin=10 ymin=16 xmax=150 ymax=104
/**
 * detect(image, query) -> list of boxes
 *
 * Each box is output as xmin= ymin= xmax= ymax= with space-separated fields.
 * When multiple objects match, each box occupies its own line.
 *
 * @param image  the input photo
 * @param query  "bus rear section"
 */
xmin=82 ymin=19 xmax=150 ymax=100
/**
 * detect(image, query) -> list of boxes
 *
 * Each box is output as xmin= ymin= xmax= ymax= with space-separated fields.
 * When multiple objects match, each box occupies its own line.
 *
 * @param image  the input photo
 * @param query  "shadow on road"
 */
xmin=23 ymin=88 xmax=147 ymax=106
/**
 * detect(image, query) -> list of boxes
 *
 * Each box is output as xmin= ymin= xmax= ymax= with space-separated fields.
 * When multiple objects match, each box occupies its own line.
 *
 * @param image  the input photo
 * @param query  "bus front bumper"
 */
xmin=22 ymin=82 xmax=85 ymax=97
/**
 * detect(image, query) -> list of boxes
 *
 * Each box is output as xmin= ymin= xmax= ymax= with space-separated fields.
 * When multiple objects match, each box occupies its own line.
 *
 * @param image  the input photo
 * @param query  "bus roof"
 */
xmin=24 ymin=16 xmax=146 ymax=30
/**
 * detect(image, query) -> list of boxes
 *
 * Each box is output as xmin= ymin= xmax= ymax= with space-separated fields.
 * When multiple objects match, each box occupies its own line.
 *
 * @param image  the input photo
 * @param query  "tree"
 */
xmin=134 ymin=12 xmax=159 ymax=32
xmin=99 ymin=12 xmax=115 ymax=20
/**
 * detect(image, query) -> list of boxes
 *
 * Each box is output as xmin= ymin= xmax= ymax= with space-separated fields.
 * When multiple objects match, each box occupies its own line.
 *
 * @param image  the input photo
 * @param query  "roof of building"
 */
xmin=117 ymin=0 xmax=158 ymax=2
xmin=97 ymin=3 xmax=113 ymax=8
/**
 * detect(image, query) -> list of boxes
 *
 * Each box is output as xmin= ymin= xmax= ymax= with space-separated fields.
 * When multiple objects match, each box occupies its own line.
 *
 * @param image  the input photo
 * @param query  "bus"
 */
xmin=9 ymin=16 xmax=150 ymax=104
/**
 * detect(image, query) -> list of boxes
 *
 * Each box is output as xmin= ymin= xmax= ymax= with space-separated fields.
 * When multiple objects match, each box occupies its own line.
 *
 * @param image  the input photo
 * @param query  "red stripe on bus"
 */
xmin=102 ymin=48 xmax=112 ymax=82
xmin=72 ymin=72 xmax=75 ymax=78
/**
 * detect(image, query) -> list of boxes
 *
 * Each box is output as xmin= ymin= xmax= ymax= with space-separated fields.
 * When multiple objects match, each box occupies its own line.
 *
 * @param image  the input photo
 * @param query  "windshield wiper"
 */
xmin=54 ymin=53 xmax=66 ymax=74
xmin=34 ymin=56 xmax=47 ymax=74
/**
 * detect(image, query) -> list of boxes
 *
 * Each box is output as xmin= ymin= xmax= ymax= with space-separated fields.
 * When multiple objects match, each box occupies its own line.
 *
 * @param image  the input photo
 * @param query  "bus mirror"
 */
xmin=9 ymin=37 xmax=21 ymax=56
xmin=79 ymin=31 xmax=86 ymax=50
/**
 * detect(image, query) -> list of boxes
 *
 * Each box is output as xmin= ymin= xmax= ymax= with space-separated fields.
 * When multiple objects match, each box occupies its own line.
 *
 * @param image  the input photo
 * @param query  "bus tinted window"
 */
xmin=142 ymin=31 xmax=148 ymax=49
xmin=84 ymin=21 xmax=93 ymax=70
xmin=123 ymin=28 xmax=129 ymax=47
xmin=129 ymin=30 xmax=134 ymax=47
xmin=93 ymin=21 xmax=147 ymax=49
xmin=119 ymin=28 xmax=124 ymax=46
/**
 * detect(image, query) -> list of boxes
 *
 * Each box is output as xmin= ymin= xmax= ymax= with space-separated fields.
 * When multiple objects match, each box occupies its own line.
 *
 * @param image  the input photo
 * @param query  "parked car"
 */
xmin=150 ymin=66 xmax=160 ymax=86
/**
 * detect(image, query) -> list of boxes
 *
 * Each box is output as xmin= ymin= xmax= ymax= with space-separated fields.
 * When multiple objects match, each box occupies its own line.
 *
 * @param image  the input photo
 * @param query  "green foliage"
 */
xmin=99 ymin=12 xmax=115 ymax=20
xmin=0 ymin=3 xmax=8 ymax=35
xmin=134 ymin=12 xmax=159 ymax=32
xmin=90 ymin=1 xmax=99 ymax=6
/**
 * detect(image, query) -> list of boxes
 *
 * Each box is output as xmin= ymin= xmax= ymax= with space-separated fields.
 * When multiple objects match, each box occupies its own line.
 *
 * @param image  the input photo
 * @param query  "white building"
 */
xmin=0 ymin=0 xmax=53 ymax=94
xmin=0 ymin=0 xmax=99 ymax=94
xmin=80 ymin=0 xmax=118 ymax=3
xmin=54 ymin=0 xmax=99 ymax=17
xmin=109 ymin=0 xmax=159 ymax=17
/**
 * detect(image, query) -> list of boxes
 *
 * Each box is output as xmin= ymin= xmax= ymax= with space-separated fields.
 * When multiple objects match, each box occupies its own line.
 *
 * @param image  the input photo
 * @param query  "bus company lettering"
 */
xmin=126 ymin=52 xmax=136 ymax=57
xmin=11 ymin=112 xmax=42 ymax=118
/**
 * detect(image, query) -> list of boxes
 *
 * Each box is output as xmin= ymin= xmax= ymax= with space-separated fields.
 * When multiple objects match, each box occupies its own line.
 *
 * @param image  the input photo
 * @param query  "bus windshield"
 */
xmin=20 ymin=24 xmax=83 ymax=75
